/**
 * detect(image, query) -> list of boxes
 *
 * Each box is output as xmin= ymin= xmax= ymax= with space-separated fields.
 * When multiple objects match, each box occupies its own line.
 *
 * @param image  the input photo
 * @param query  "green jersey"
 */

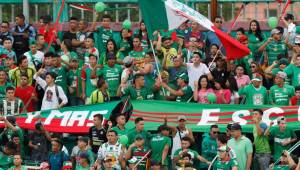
xmin=284 ymin=64 xmax=300 ymax=87
xmin=123 ymin=86 xmax=154 ymax=100
xmin=118 ymin=39 xmax=131 ymax=57
xmin=75 ymin=165 xmax=90 ymax=170
xmin=154 ymin=83 xmax=176 ymax=100
xmin=0 ymin=98 xmax=24 ymax=115
xmin=97 ymin=64 xmax=122 ymax=97
xmin=212 ymin=158 xmax=238 ymax=170
xmin=95 ymin=26 xmax=113 ymax=53
xmin=270 ymin=126 xmax=296 ymax=161
xmin=8 ymin=166 xmax=27 ymax=170
xmin=269 ymin=84 xmax=295 ymax=105
xmin=67 ymin=68 xmax=82 ymax=97
xmin=176 ymin=85 xmax=193 ymax=102
xmin=274 ymin=165 xmax=291 ymax=170
xmin=0 ymin=152 xmax=13 ymax=170
xmin=111 ymin=126 xmax=129 ymax=137
xmin=235 ymin=51 xmax=254 ymax=76
xmin=81 ymin=65 xmax=101 ymax=97
xmin=266 ymin=40 xmax=288 ymax=65
xmin=130 ymin=146 xmax=149 ymax=170
xmin=238 ymin=84 xmax=268 ymax=105
xmin=253 ymin=122 xmax=271 ymax=154
xmin=129 ymin=50 xmax=146 ymax=70
xmin=247 ymin=32 xmax=266 ymax=55
xmin=127 ymin=129 xmax=152 ymax=146
xmin=174 ymin=148 xmax=199 ymax=161
xmin=51 ymin=66 xmax=68 ymax=94
xmin=150 ymin=134 xmax=171 ymax=166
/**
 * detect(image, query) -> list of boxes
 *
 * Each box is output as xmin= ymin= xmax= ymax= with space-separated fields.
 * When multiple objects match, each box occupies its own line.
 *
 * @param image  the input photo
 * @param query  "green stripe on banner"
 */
xmin=125 ymin=100 xmax=300 ymax=133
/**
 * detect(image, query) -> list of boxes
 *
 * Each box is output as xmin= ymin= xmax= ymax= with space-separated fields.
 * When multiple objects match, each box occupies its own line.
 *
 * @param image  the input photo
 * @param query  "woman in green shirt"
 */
xmin=99 ymin=39 xmax=121 ymax=66
xmin=247 ymin=20 xmax=266 ymax=63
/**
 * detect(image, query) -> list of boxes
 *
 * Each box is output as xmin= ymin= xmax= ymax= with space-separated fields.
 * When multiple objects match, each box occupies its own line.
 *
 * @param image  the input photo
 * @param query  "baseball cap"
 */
xmin=251 ymin=73 xmax=263 ymax=82
xmin=238 ymin=35 xmax=248 ymax=43
xmin=79 ymin=152 xmax=89 ymax=160
xmin=227 ymin=123 xmax=233 ymax=130
xmin=178 ymin=115 xmax=187 ymax=121
xmin=218 ymin=145 xmax=229 ymax=152
xmin=295 ymin=35 xmax=300 ymax=44
xmin=40 ymin=162 xmax=50 ymax=168
xmin=278 ymin=58 xmax=289 ymax=65
xmin=135 ymin=134 xmax=144 ymax=140
xmin=123 ymin=56 xmax=133 ymax=65
xmin=231 ymin=123 xmax=242 ymax=131
xmin=162 ymin=35 xmax=171 ymax=42
xmin=271 ymin=28 xmax=281 ymax=35
xmin=176 ymin=73 xmax=189 ymax=82
xmin=277 ymin=116 xmax=286 ymax=124
xmin=78 ymin=136 xmax=89 ymax=144
xmin=276 ymin=71 xmax=287 ymax=79
xmin=62 ymin=161 xmax=73 ymax=169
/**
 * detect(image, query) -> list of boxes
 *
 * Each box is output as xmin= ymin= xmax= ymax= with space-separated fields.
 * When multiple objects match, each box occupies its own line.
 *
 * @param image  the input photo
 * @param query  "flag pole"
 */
xmin=133 ymin=150 xmax=151 ymax=169
xmin=208 ymin=3 xmax=246 ymax=70
xmin=149 ymin=40 xmax=166 ymax=96
xmin=274 ymin=140 xmax=300 ymax=165
xmin=278 ymin=0 xmax=291 ymax=26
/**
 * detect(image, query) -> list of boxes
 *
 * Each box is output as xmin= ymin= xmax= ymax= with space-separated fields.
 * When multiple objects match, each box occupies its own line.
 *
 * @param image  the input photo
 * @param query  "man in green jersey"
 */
xmin=258 ymin=28 xmax=288 ymax=65
xmin=201 ymin=125 xmax=219 ymax=169
xmin=0 ymin=69 xmax=13 ymax=99
xmin=8 ymin=154 xmax=27 ymax=170
xmin=127 ymin=117 xmax=152 ymax=146
xmin=284 ymin=54 xmax=300 ymax=87
xmin=117 ymin=74 xmax=154 ymax=100
xmin=129 ymin=36 xmax=147 ymax=70
xmin=97 ymin=53 xmax=122 ymax=98
xmin=162 ymin=72 xmax=193 ymax=102
xmin=269 ymin=150 xmax=297 ymax=170
xmin=265 ymin=116 xmax=297 ymax=162
xmin=0 ymin=142 xmax=15 ymax=169
xmin=212 ymin=145 xmax=238 ymax=170
xmin=126 ymin=135 xmax=150 ymax=170
xmin=269 ymin=71 xmax=295 ymax=105
xmin=0 ymin=86 xmax=23 ymax=115
xmin=51 ymin=53 xmax=68 ymax=95
xmin=238 ymin=73 xmax=268 ymax=105
xmin=111 ymin=114 xmax=128 ymax=137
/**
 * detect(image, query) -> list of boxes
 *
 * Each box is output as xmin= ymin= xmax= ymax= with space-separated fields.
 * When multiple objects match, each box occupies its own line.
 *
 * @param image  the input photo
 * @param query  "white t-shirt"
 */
xmin=34 ymin=75 xmax=68 ymax=110
xmin=187 ymin=63 xmax=210 ymax=91
xmin=24 ymin=50 xmax=44 ymax=68
xmin=171 ymin=128 xmax=189 ymax=159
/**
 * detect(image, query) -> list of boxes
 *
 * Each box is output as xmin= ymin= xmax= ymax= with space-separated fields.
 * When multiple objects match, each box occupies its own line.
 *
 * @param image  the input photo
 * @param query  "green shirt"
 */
xmin=235 ymin=51 xmax=254 ymax=76
xmin=67 ymin=68 xmax=82 ymax=97
xmin=176 ymin=85 xmax=193 ymax=102
xmin=95 ymin=26 xmax=113 ymax=53
xmin=97 ymin=64 xmax=122 ymax=97
xmin=123 ymin=86 xmax=154 ymax=100
xmin=247 ymin=32 xmax=266 ymax=55
xmin=149 ymin=134 xmax=171 ymax=166
xmin=238 ymin=84 xmax=268 ymax=105
xmin=8 ymin=166 xmax=27 ymax=170
xmin=174 ymin=148 xmax=199 ymax=161
xmin=272 ymin=67 xmax=291 ymax=85
xmin=0 ymin=152 xmax=13 ymax=169
xmin=270 ymin=126 xmax=296 ymax=161
xmin=118 ymin=39 xmax=131 ymax=57
xmin=154 ymin=83 xmax=176 ymax=100
xmin=253 ymin=122 xmax=271 ymax=153
xmin=0 ymin=98 xmax=24 ymax=115
xmin=51 ymin=66 xmax=68 ymax=94
xmin=269 ymin=84 xmax=295 ymax=105
xmin=212 ymin=158 xmax=238 ymax=170
xmin=127 ymin=128 xmax=152 ymax=146
xmin=0 ymin=82 xmax=13 ymax=99
xmin=129 ymin=50 xmax=146 ymax=70
xmin=284 ymin=64 xmax=300 ymax=87
xmin=130 ymin=146 xmax=149 ymax=170
xmin=201 ymin=134 xmax=218 ymax=168
xmin=266 ymin=40 xmax=288 ymax=65
xmin=111 ymin=126 xmax=129 ymax=137
xmin=75 ymin=164 xmax=90 ymax=170
xmin=81 ymin=65 xmax=101 ymax=97
xmin=227 ymin=136 xmax=253 ymax=170
xmin=274 ymin=165 xmax=291 ymax=170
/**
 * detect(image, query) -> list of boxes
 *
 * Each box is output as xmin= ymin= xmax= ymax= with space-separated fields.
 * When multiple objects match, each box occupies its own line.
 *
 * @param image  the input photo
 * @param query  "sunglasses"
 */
xmin=213 ymin=131 xmax=219 ymax=134
xmin=295 ymin=43 xmax=300 ymax=46
xmin=217 ymin=149 xmax=226 ymax=152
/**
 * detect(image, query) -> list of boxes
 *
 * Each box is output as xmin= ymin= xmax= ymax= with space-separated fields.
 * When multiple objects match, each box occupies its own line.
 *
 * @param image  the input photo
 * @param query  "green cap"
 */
xmin=135 ymin=134 xmax=144 ymax=140
xmin=29 ymin=40 xmax=36 ymax=45
xmin=278 ymin=58 xmax=289 ymax=65
xmin=176 ymin=72 xmax=189 ymax=82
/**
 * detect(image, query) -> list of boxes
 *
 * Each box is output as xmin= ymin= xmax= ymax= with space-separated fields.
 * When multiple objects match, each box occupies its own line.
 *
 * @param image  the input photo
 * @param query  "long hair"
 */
xmin=248 ymin=20 xmax=264 ymax=42
xmin=105 ymin=39 xmax=117 ymax=54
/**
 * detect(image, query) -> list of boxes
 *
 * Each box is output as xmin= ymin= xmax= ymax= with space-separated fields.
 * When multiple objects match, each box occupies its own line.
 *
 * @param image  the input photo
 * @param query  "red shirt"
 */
xmin=290 ymin=96 xmax=300 ymax=105
xmin=15 ymin=85 xmax=37 ymax=112
xmin=38 ymin=26 xmax=57 ymax=44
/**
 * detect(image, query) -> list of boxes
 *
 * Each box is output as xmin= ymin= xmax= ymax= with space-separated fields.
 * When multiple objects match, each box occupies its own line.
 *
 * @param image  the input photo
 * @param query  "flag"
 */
xmin=138 ymin=0 xmax=250 ymax=60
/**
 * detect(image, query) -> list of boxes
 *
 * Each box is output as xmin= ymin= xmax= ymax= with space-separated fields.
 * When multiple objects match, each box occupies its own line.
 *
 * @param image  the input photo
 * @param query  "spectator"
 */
xmin=200 ymin=125 xmax=219 ymax=169
xmin=74 ymin=20 xmax=92 ymax=61
xmin=11 ymin=55 xmax=36 ymax=87
xmin=88 ymin=114 xmax=107 ymax=154
xmin=97 ymin=53 xmax=122 ymax=98
xmin=120 ymin=56 xmax=134 ymax=86
xmin=206 ymin=16 xmax=227 ymax=52
xmin=226 ymin=76 xmax=239 ymax=104
xmin=117 ymin=74 xmax=154 ymax=100
xmin=266 ymin=116 xmax=297 ymax=162
xmin=94 ymin=130 xmax=126 ymax=170
xmin=252 ymin=109 xmax=271 ymax=170
xmin=28 ymin=121 xmax=51 ymax=162
xmin=153 ymin=71 xmax=176 ymax=101
xmin=36 ymin=34 xmax=55 ymax=53
xmin=0 ymin=86 xmax=23 ymax=115
xmin=118 ymin=28 xmax=132 ymax=60
xmin=212 ymin=145 xmax=238 ymax=170
xmin=24 ymin=40 xmax=44 ymax=70
xmin=111 ymin=114 xmax=128 ymax=136
xmin=187 ymin=52 xmax=212 ymax=90
xmin=290 ymin=86 xmax=300 ymax=105
xmin=269 ymin=150 xmax=297 ymax=170
xmin=60 ymin=39 xmax=78 ymax=67
xmin=0 ymin=69 xmax=13 ymax=99
xmin=89 ymin=76 xmax=110 ymax=104
xmin=162 ymin=72 xmax=193 ymax=102
xmin=149 ymin=125 xmax=171 ymax=170
xmin=225 ymin=123 xmax=233 ymax=141
xmin=76 ymin=152 xmax=91 ymax=170
xmin=9 ymin=153 xmax=26 ymax=170
xmin=282 ymin=14 xmax=296 ymax=46
xmin=71 ymin=136 xmax=94 ymax=168
xmin=235 ymin=36 xmax=255 ymax=76
xmin=51 ymin=53 xmax=69 ymax=95
xmin=193 ymin=75 xmax=214 ymax=104
xmin=182 ymin=36 xmax=203 ymax=63
xmin=211 ymin=57 xmax=229 ymax=85
xmin=3 ymin=38 xmax=17 ymax=63
xmin=0 ymin=141 xmax=16 ymax=169
xmin=214 ymin=79 xmax=231 ymax=104
xmin=49 ymin=139 xmax=69 ymax=170
xmin=227 ymin=123 xmax=253 ymax=170
xmin=11 ymin=13 xmax=36 ymax=59
xmin=38 ymin=15 xmax=57 ymax=46
xmin=173 ymin=136 xmax=210 ymax=168
xmin=11 ymin=133 xmax=24 ymax=159
xmin=238 ymin=73 xmax=268 ymax=105
xmin=205 ymin=44 xmax=221 ymax=70
xmin=136 ymin=51 xmax=156 ymax=88
xmin=168 ymin=115 xmax=194 ymax=159
xmin=269 ymin=71 xmax=294 ymax=105
xmin=40 ymin=162 xmax=50 ymax=170
xmin=129 ymin=36 xmax=147 ymax=70
xmin=81 ymin=54 xmax=101 ymax=104
xmin=265 ymin=58 xmax=290 ymax=84
xmin=234 ymin=65 xmax=250 ymax=88
xmin=177 ymin=153 xmax=196 ymax=170
xmin=127 ymin=117 xmax=151 ymax=146
xmin=34 ymin=70 xmax=68 ymax=110
xmin=284 ymin=54 xmax=300 ymax=87
xmin=0 ymin=21 xmax=13 ymax=45
xmin=66 ymin=55 xmax=84 ymax=106
xmin=163 ymin=56 xmax=186 ymax=86
xmin=247 ymin=20 xmax=265 ymax=62
xmin=62 ymin=17 xmax=78 ymax=42
xmin=126 ymin=135 xmax=149 ymax=170
xmin=5 ymin=54 xmax=17 ymax=73
xmin=134 ymin=20 xmax=149 ymax=50
xmin=92 ymin=14 xmax=114 ymax=54
xmin=156 ymin=34 xmax=178 ymax=67
xmin=235 ymin=27 xmax=245 ymax=40
xmin=83 ymin=37 xmax=99 ymax=65
xmin=99 ymin=39 xmax=118 ymax=66
xmin=258 ymin=28 xmax=288 ymax=65
xmin=217 ymin=133 xmax=236 ymax=158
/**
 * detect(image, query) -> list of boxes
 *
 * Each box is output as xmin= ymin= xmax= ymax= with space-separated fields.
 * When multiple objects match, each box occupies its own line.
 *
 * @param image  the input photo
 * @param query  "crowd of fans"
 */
xmin=0 ymin=10 xmax=299 ymax=170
